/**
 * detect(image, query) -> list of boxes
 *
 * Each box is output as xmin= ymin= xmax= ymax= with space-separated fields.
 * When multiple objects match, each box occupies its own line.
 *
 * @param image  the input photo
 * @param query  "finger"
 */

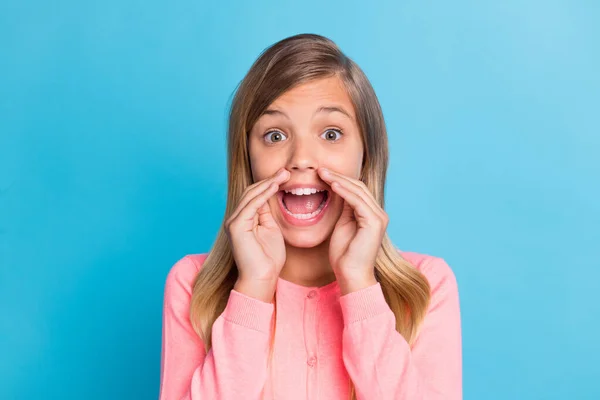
xmin=329 ymin=180 xmax=380 ymax=225
xmin=230 ymin=182 xmax=281 ymax=231
xmin=228 ymin=169 xmax=289 ymax=222
xmin=319 ymin=168 xmax=385 ymax=220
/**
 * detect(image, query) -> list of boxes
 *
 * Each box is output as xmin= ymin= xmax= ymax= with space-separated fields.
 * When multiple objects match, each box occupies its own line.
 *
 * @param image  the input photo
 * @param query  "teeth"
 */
xmin=282 ymin=196 xmax=328 ymax=219
xmin=284 ymin=188 xmax=324 ymax=195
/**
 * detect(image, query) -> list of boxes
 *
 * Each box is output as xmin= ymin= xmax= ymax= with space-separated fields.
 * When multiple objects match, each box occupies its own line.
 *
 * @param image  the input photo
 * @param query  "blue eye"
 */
xmin=321 ymin=128 xmax=343 ymax=141
xmin=264 ymin=130 xmax=288 ymax=143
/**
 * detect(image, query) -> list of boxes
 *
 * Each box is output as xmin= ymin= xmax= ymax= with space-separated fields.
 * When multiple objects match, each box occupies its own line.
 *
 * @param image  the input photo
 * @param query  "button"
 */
xmin=307 ymin=356 xmax=317 ymax=367
xmin=307 ymin=290 xmax=317 ymax=299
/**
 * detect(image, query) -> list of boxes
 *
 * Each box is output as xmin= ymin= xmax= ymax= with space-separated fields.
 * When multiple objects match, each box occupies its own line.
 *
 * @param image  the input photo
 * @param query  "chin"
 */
xmin=282 ymin=228 xmax=330 ymax=249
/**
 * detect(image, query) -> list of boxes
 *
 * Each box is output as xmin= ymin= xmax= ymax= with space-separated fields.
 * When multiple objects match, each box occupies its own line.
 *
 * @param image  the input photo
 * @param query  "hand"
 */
xmin=317 ymin=167 xmax=388 ymax=294
xmin=225 ymin=168 xmax=290 ymax=301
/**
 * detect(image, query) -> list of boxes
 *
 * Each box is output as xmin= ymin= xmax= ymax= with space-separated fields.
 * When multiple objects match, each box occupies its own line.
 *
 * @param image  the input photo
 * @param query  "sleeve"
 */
xmin=159 ymin=256 xmax=275 ymax=400
xmin=338 ymin=256 xmax=462 ymax=400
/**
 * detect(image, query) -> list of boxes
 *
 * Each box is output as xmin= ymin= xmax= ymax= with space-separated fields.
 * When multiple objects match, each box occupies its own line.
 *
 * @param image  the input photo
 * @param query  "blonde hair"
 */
xmin=189 ymin=33 xmax=431 ymax=399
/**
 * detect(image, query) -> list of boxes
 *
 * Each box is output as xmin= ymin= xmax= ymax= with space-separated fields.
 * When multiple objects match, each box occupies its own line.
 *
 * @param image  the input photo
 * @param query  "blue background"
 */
xmin=1 ymin=1 xmax=598 ymax=399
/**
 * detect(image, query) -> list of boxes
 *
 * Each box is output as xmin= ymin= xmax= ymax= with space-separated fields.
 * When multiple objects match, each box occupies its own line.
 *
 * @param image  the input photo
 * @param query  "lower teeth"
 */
xmin=284 ymin=198 xmax=327 ymax=220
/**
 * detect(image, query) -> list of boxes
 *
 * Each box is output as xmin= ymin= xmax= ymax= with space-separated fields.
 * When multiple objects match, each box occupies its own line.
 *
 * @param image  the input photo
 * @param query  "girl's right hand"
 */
xmin=225 ymin=168 xmax=290 ymax=300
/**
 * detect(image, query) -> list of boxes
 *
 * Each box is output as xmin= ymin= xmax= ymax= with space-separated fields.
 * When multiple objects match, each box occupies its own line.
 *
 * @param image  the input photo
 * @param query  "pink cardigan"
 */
xmin=159 ymin=251 xmax=462 ymax=399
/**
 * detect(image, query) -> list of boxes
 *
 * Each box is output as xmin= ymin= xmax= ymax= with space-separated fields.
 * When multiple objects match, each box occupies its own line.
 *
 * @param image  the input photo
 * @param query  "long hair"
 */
xmin=189 ymin=33 xmax=431 ymax=400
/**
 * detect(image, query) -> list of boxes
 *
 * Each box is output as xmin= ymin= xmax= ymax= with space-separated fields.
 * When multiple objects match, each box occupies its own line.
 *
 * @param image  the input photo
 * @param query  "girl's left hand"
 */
xmin=317 ymin=167 xmax=389 ymax=294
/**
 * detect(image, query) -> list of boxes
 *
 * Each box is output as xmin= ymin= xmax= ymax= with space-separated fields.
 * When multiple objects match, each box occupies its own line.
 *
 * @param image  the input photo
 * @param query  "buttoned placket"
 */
xmin=303 ymin=289 xmax=320 ymax=399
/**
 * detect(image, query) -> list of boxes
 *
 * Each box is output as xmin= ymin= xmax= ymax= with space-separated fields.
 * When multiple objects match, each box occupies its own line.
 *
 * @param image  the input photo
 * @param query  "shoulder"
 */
xmin=163 ymin=253 xmax=210 ymax=299
xmin=398 ymin=250 xmax=459 ymax=296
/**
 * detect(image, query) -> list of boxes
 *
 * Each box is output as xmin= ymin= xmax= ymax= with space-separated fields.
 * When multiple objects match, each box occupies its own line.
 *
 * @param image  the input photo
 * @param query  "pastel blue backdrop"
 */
xmin=1 ymin=1 xmax=598 ymax=399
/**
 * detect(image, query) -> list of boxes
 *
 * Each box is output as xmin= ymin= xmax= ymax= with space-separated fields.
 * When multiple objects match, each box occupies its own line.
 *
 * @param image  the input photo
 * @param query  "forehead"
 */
xmin=266 ymin=76 xmax=356 ymax=120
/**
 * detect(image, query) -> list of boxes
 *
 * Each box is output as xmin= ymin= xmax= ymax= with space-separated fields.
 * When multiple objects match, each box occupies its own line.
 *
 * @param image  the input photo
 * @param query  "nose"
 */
xmin=287 ymin=135 xmax=319 ymax=172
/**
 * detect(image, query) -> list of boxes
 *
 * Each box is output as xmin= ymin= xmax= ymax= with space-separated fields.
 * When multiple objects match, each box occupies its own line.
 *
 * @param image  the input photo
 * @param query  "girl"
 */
xmin=159 ymin=33 xmax=462 ymax=400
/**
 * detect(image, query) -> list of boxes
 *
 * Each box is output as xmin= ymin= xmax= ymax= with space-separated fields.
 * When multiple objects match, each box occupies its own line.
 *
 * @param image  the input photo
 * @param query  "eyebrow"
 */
xmin=261 ymin=105 xmax=354 ymax=121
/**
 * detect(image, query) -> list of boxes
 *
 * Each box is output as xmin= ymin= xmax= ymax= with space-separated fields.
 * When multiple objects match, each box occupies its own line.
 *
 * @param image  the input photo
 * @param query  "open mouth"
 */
xmin=277 ymin=189 xmax=331 ymax=221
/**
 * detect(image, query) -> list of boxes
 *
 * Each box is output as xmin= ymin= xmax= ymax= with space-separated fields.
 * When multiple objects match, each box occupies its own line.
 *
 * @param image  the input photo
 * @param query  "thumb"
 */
xmin=337 ymin=200 xmax=355 ymax=224
xmin=257 ymin=201 xmax=279 ymax=229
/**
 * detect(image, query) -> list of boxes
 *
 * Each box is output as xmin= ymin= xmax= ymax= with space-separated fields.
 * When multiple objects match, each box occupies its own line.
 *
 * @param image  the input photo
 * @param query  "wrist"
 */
xmin=234 ymin=278 xmax=277 ymax=303
xmin=336 ymin=272 xmax=378 ymax=296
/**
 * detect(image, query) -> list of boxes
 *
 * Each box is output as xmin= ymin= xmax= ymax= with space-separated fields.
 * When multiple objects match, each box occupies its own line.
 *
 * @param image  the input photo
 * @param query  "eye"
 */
xmin=264 ymin=130 xmax=288 ymax=143
xmin=321 ymin=128 xmax=343 ymax=142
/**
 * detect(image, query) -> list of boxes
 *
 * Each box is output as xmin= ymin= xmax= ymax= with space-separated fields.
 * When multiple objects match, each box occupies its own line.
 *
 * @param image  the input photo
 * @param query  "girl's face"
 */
xmin=248 ymin=76 xmax=364 ymax=248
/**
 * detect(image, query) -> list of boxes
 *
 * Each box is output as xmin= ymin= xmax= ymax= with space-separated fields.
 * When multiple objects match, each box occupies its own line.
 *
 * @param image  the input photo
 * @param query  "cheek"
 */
xmin=249 ymin=149 xmax=285 ymax=182
xmin=248 ymin=141 xmax=272 ymax=181
xmin=324 ymin=152 xmax=363 ymax=179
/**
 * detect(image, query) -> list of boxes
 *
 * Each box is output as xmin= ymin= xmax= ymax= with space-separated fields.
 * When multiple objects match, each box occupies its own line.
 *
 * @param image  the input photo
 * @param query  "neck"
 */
xmin=279 ymin=239 xmax=336 ymax=288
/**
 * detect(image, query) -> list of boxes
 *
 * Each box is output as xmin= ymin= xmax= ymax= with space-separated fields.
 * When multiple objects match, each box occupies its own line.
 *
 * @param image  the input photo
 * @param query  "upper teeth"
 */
xmin=284 ymin=188 xmax=325 ymax=195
